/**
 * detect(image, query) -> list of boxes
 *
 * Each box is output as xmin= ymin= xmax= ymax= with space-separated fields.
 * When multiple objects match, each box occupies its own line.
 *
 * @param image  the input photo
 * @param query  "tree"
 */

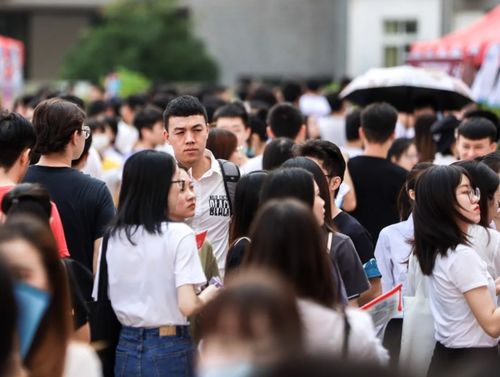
xmin=60 ymin=0 xmax=218 ymax=83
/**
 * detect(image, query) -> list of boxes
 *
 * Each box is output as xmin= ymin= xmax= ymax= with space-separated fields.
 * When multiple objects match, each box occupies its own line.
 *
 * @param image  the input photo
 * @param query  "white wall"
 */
xmin=347 ymin=0 xmax=442 ymax=77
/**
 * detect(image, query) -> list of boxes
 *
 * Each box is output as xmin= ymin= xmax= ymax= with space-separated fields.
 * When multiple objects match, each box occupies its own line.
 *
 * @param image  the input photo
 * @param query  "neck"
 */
xmin=346 ymin=140 xmax=363 ymax=149
xmin=38 ymin=153 xmax=73 ymax=168
xmin=191 ymin=151 xmax=212 ymax=180
xmin=363 ymin=141 xmax=391 ymax=159
xmin=331 ymin=199 xmax=342 ymax=218
xmin=0 ymin=168 xmax=18 ymax=186
xmin=134 ymin=140 xmax=154 ymax=151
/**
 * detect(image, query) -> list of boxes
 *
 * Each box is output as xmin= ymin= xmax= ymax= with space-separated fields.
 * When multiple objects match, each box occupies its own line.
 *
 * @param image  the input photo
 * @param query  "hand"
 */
xmin=199 ymin=284 xmax=220 ymax=304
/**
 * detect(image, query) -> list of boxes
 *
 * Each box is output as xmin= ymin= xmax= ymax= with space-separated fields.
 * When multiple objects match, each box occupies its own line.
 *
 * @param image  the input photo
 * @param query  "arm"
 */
xmin=93 ymin=238 xmax=102 ymax=275
xmin=464 ymin=286 xmax=500 ymax=338
xmin=341 ymin=162 xmax=357 ymax=212
xmin=177 ymin=284 xmax=219 ymax=317
xmin=373 ymin=231 xmax=394 ymax=293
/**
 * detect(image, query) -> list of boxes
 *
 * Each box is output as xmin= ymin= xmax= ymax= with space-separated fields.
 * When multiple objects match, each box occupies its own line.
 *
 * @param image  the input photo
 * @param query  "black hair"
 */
xmin=345 ymin=109 xmax=362 ymax=142
xmin=306 ymin=79 xmax=321 ymax=92
xmin=325 ymin=92 xmax=343 ymax=113
xmin=201 ymin=96 xmax=228 ymax=124
xmin=110 ymin=150 xmax=176 ymax=244
xmin=87 ymin=100 xmax=107 ymax=117
xmin=464 ymin=109 xmax=499 ymax=141
xmin=387 ymin=138 xmax=415 ymax=162
xmin=248 ymin=86 xmax=278 ymax=109
xmin=248 ymin=110 xmax=268 ymax=143
xmin=431 ymin=115 xmax=459 ymax=156
xmin=413 ymin=96 xmax=437 ymax=112
xmin=457 ymin=117 xmax=497 ymax=142
xmin=163 ymin=95 xmax=208 ymax=130
xmin=282 ymin=157 xmax=334 ymax=233
xmin=1 ymin=183 xmax=52 ymax=224
xmin=479 ymin=151 xmax=500 ymax=174
xmin=206 ymin=128 xmax=237 ymax=161
xmin=452 ymin=160 xmax=499 ymax=227
xmin=133 ymin=105 xmax=163 ymax=139
xmin=267 ymin=103 xmax=304 ymax=140
xmin=150 ymin=92 xmax=175 ymax=112
xmin=0 ymin=111 xmax=36 ymax=170
xmin=124 ymin=93 xmax=148 ymax=111
xmin=60 ymin=94 xmax=85 ymax=110
xmin=213 ymin=102 xmax=249 ymax=128
xmin=361 ymin=102 xmax=398 ymax=143
xmin=397 ymin=162 xmax=434 ymax=220
xmin=262 ymin=138 xmax=295 ymax=171
xmin=413 ymin=165 xmax=476 ymax=275
xmin=294 ymin=139 xmax=346 ymax=184
xmin=260 ymin=167 xmax=315 ymax=209
xmin=281 ymin=81 xmax=303 ymax=103
xmin=0 ymin=256 xmax=16 ymax=376
xmin=414 ymin=114 xmax=437 ymax=163
xmin=244 ymin=198 xmax=337 ymax=308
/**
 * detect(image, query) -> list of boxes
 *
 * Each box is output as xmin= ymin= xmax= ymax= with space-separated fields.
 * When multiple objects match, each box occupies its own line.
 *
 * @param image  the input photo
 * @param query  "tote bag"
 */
xmin=399 ymin=277 xmax=435 ymax=377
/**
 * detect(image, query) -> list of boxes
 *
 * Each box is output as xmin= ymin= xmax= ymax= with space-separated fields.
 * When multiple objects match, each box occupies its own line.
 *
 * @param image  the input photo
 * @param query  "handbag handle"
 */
xmin=96 ymin=233 xmax=110 ymax=301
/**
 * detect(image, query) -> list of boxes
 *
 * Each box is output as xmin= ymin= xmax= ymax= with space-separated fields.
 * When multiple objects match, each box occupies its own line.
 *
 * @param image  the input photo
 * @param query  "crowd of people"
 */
xmin=0 ymin=79 xmax=500 ymax=377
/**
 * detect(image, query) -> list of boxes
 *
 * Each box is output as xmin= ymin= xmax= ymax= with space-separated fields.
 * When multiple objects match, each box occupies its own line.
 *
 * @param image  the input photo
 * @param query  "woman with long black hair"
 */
xmin=412 ymin=165 xmax=500 ymax=375
xmin=99 ymin=150 xmax=218 ymax=377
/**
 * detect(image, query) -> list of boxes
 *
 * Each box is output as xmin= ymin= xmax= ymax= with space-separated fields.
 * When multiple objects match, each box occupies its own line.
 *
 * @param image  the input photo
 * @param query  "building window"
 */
xmin=383 ymin=19 xmax=418 ymax=67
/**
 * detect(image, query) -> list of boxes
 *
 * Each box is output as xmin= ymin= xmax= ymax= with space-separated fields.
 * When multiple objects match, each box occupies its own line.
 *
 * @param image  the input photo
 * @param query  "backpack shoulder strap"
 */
xmin=217 ymin=159 xmax=241 ymax=216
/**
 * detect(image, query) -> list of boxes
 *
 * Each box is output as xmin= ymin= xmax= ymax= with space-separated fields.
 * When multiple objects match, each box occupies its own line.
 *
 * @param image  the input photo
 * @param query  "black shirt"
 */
xmin=24 ymin=166 xmax=115 ymax=271
xmin=348 ymin=156 xmax=407 ymax=244
xmin=333 ymin=211 xmax=374 ymax=264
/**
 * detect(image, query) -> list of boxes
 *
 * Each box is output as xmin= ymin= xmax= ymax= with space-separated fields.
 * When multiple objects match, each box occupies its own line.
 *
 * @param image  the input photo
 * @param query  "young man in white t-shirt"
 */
xmin=164 ymin=95 xmax=233 ymax=275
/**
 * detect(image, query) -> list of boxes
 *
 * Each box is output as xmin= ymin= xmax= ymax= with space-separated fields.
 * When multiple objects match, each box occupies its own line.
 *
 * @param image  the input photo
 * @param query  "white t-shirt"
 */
xmin=318 ymin=115 xmax=346 ymax=147
xmin=240 ymin=154 xmax=263 ymax=175
xmin=299 ymin=94 xmax=331 ymax=118
xmin=469 ymin=224 xmax=500 ymax=279
xmin=428 ymin=244 xmax=497 ymax=348
xmin=93 ymin=222 xmax=206 ymax=327
xmin=115 ymin=120 xmax=139 ymax=155
xmin=188 ymin=150 xmax=232 ymax=275
xmin=297 ymin=299 xmax=389 ymax=364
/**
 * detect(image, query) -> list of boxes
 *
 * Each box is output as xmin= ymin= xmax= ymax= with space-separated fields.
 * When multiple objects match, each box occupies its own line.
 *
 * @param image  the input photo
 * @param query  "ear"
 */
xmin=71 ymin=130 xmax=80 ymax=146
xmin=408 ymin=189 xmax=416 ymax=201
xmin=164 ymin=129 xmax=170 ymax=144
xmin=358 ymin=127 xmax=365 ymax=141
xmin=266 ymin=126 xmax=275 ymax=139
xmin=490 ymin=142 xmax=497 ymax=152
xmin=20 ymin=148 xmax=31 ymax=166
xmin=330 ymin=176 xmax=342 ymax=193
xmin=297 ymin=125 xmax=307 ymax=142
xmin=244 ymin=126 xmax=252 ymax=142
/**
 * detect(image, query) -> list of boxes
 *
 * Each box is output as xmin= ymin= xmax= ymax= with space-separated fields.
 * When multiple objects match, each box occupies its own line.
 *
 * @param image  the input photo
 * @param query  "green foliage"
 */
xmin=60 ymin=0 xmax=218 ymax=83
xmin=113 ymin=68 xmax=151 ymax=97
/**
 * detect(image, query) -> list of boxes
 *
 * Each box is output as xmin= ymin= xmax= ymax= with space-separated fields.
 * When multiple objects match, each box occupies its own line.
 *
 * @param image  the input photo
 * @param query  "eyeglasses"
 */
xmin=81 ymin=125 xmax=91 ymax=140
xmin=464 ymin=187 xmax=481 ymax=203
xmin=171 ymin=179 xmax=186 ymax=191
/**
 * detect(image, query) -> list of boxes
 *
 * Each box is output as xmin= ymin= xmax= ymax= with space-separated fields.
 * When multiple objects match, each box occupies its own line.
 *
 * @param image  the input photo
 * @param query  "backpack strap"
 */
xmin=217 ymin=159 xmax=241 ymax=216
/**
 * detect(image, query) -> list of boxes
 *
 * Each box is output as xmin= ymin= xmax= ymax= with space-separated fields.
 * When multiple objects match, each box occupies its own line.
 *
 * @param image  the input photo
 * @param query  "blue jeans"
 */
xmin=114 ymin=326 xmax=194 ymax=377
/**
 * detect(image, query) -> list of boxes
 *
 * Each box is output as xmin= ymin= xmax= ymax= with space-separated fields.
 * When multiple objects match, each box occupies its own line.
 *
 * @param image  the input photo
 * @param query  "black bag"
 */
xmin=87 ymin=234 xmax=121 ymax=377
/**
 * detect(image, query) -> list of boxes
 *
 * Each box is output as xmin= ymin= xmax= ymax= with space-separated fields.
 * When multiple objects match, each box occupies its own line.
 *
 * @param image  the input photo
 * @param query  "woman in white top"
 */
xmin=375 ymin=162 xmax=433 ymax=295
xmin=243 ymin=198 xmax=388 ymax=364
xmin=103 ymin=150 xmax=218 ymax=377
xmin=412 ymin=165 xmax=500 ymax=376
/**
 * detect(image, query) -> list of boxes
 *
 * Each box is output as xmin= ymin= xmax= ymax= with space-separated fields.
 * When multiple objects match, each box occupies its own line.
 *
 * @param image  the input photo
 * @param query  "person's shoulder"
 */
xmin=332 ymin=231 xmax=352 ymax=244
xmin=345 ymin=307 xmax=373 ymax=327
xmin=164 ymin=221 xmax=194 ymax=235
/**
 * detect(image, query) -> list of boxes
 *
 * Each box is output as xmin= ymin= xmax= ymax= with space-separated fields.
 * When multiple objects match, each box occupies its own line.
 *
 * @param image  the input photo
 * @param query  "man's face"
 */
xmin=143 ymin=121 xmax=166 ymax=147
xmin=216 ymin=117 xmax=251 ymax=148
xmin=456 ymin=135 xmax=496 ymax=161
xmin=165 ymin=115 xmax=208 ymax=167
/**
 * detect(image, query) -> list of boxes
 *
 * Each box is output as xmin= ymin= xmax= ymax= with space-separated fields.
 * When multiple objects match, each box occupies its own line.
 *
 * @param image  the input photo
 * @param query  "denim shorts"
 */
xmin=114 ymin=326 xmax=194 ymax=377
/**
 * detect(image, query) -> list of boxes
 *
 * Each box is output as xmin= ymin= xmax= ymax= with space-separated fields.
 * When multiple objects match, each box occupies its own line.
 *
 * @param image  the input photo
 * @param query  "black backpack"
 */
xmin=217 ymin=159 xmax=241 ymax=216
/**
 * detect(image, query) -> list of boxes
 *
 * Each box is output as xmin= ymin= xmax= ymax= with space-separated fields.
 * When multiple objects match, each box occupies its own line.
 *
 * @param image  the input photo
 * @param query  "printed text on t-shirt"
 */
xmin=209 ymin=195 xmax=230 ymax=217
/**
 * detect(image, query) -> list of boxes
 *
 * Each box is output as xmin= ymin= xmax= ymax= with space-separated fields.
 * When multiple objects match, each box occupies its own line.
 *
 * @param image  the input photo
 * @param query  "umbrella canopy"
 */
xmin=339 ymin=65 xmax=473 ymax=112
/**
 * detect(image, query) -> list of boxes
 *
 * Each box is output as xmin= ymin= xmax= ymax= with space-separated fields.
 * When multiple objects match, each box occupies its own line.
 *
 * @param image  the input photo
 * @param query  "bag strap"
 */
xmin=342 ymin=310 xmax=351 ymax=358
xmin=96 ymin=233 xmax=110 ymax=301
xmin=217 ymin=159 xmax=241 ymax=216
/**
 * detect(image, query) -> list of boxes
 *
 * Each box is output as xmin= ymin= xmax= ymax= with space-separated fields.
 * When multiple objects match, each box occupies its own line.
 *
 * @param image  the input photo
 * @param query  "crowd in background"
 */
xmin=0 ymin=78 xmax=500 ymax=377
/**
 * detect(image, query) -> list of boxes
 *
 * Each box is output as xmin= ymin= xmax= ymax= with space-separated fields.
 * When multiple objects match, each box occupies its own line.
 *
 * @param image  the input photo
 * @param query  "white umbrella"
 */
xmin=340 ymin=65 xmax=474 ymax=112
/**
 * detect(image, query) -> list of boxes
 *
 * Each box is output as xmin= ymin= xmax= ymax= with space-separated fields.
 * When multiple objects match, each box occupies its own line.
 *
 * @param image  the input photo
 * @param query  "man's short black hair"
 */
xmin=294 ymin=140 xmax=346 ymax=196
xmin=0 ymin=111 xmax=36 ymax=170
xmin=361 ymin=102 xmax=398 ymax=143
xmin=213 ymin=102 xmax=249 ymax=128
xmin=267 ymin=103 xmax=304 ymax=140
xmin=249 ymin=111 xmax=268 ymax=143
xmin=163 ymin=95 xmax=208 ymax=130
xmin=345 ymin=109 xmax=361 ymax=142
xmin=133 ymin=105 xmax=163 ymax=138
xmin=281 ymin=81 xmax=303 ymax=103
xmin=124 ymin=94 xmax=148 ymax=110
xmin=87 ymin=100 xmax=107 ymax=117
xmin=325 ymin=92 xmax=343 ymax=113
xmin=457 ymin=117 xmax=497 ymax=142
xmin=464 ymin=109 xmax=500 ymax=141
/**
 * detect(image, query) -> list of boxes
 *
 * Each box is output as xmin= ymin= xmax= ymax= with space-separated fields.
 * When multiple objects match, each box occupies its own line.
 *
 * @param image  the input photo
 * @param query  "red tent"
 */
xmin=409 ymin=5 xmax=500 ymax=66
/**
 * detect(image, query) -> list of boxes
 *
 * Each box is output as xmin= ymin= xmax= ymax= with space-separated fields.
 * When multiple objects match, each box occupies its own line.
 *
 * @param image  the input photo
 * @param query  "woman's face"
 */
xmin=0 ymin=239 xmax=49 ymax=292
xmin=487 ymin=185 xmax=500 ymax=225
xmin=168 ymin=167 xmax=182 ymax=215
xmin=169 ymin=169 xmax=196 ymax=221
xmin=395 ymin=144 xmax=418 ymax=171
xmin=455 ymin=175 xmax=481 ymax=225
xmin=313 ymin=181 xmax=325 ymax=226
